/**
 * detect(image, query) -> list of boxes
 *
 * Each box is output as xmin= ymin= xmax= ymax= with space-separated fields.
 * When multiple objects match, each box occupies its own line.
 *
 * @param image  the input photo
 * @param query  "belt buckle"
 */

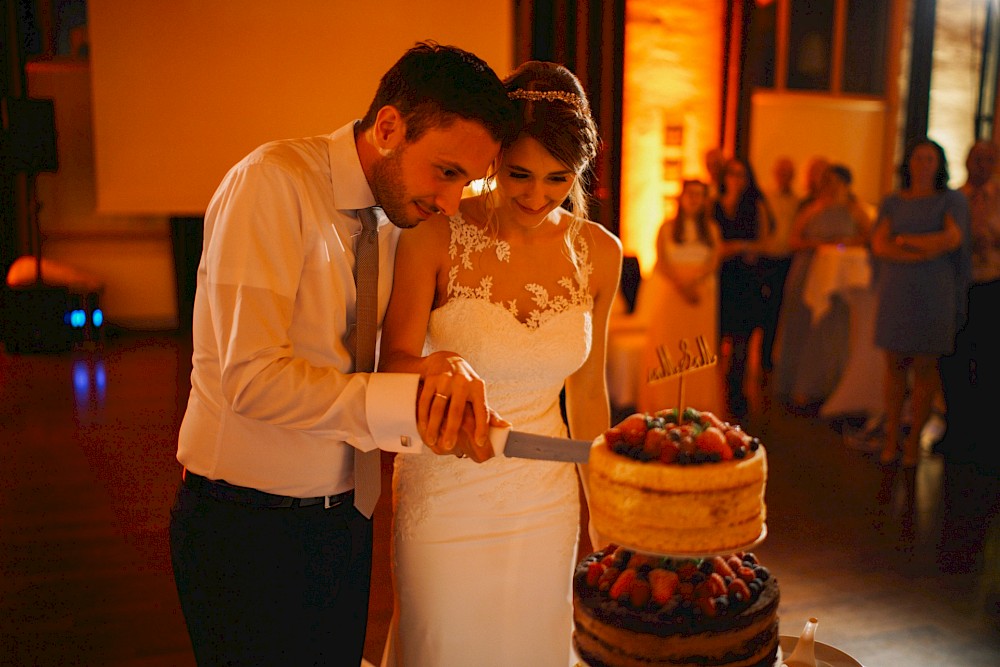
xmin=324 ymin=494 xmax=342 ymax=509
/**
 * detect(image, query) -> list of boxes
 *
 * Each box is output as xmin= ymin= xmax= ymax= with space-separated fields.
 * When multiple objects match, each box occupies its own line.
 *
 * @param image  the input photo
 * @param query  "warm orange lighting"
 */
xmin=622 ymin=0 xmax=725 ymax=274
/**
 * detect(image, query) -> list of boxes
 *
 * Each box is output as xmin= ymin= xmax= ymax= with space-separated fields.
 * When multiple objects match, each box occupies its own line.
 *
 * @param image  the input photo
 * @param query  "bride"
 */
xmin=377 ymin=61 xmax=622 ymax=666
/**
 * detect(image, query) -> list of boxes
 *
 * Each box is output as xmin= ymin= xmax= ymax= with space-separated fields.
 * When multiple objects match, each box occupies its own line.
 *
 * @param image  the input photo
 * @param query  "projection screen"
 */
xmin=88 ymin=1 xmax=513 ymax=215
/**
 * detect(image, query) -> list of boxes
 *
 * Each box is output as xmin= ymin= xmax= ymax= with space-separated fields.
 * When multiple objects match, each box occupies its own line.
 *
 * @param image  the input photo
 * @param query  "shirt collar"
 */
xmin=328 ymin=120 xmax=377 ymax=214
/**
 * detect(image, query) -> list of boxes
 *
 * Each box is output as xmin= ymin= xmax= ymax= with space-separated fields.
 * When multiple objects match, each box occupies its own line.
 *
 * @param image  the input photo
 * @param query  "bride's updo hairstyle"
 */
xmin=502 ymin=61 xmax=600 ymax=220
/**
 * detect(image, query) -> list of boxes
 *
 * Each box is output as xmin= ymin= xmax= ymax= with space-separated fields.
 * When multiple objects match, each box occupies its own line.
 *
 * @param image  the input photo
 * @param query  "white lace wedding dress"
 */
xmin=381 ymin=214 xmax=594 ymax=667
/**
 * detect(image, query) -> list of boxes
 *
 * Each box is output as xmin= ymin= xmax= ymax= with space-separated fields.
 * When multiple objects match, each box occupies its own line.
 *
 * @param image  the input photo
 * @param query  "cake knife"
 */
xmin=488 ymin=425 xmax=593 ymax=463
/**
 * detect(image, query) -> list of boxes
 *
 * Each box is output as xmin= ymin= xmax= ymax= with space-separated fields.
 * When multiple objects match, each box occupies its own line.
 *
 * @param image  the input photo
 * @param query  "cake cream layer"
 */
xmin=591 ymin=506 xmax=763 ymax=555
xmin=588 ymin=442 xmax=767 ymax=555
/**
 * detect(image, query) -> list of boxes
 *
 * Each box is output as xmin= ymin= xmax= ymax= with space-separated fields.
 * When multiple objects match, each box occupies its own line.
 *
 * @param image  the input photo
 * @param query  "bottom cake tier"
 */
xmin=573 ymin=545 xmax=780 ymax=667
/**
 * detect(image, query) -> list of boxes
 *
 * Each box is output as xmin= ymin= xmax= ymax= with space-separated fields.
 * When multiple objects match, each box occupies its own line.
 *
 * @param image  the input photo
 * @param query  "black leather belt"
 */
xmin=183 ymin=469 xmax=353 ymax=509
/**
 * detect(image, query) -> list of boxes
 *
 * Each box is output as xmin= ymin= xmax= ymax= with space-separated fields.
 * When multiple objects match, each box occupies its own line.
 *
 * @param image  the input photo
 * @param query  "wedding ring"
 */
xmin=433 ymin=392 xmax=449 ymax=401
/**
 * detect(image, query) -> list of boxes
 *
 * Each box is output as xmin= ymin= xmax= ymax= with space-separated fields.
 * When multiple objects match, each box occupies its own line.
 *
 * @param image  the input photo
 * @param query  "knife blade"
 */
xmin=489 ymin=426 xmax=593 ymax=463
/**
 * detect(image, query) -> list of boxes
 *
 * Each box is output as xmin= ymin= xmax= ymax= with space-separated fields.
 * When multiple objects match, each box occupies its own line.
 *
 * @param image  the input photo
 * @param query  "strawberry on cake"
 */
xmin=587 ymin=409 xmax=767 ymax=556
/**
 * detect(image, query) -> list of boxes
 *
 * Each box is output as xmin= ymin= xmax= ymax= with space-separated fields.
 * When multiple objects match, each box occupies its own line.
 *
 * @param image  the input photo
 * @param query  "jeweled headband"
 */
xmin=508 ymin=89 xmax=586 ymax=114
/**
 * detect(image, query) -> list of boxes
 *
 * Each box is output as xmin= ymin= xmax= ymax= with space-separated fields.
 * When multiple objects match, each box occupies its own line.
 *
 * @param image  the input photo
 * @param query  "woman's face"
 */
xmin=723 ymin=161 xmax=749 ymax=193
xmin=496 ymin=135 xmax=577 ymax=227
xmin=679 ymin=183 xmax=707 ymax=216
xmin=908 ymin=144 xmax=940 ymax=188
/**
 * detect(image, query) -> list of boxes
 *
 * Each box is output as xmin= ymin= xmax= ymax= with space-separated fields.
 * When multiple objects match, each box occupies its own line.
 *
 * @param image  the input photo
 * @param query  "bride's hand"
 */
xmin=455 ymin=405 xmax=509 ymax=462
xmin=417 ymin=352 xmax=494 ymax=456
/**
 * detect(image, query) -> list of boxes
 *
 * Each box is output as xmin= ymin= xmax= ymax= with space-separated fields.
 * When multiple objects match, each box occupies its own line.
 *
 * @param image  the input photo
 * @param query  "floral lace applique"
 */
xmin=446 ymin=214 xmax=594 ymax=329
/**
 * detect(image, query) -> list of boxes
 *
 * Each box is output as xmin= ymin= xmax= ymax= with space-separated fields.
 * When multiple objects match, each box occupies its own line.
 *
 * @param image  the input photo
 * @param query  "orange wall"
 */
xmin=88 ymin=1 xmax=514 ymax=216
xmin=621 ymin=0 xmax=725 ymax=274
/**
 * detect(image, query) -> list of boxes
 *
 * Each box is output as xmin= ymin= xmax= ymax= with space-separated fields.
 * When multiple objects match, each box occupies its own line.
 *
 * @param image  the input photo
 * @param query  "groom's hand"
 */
xmin=417 ymin=352 xmax=497 ymax=459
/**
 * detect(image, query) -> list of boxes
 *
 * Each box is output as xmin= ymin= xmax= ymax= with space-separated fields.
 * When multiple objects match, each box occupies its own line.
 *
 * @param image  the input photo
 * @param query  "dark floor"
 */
xmin=1 ymin=331 xmax=998 ymax=666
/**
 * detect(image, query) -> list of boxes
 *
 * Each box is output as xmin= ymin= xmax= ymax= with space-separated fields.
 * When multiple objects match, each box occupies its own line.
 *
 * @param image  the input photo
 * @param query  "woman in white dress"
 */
xmin=378 ymin=61 xmax=623 ymax=666
xmin=638 ymin=179 xmax=724 ymax=415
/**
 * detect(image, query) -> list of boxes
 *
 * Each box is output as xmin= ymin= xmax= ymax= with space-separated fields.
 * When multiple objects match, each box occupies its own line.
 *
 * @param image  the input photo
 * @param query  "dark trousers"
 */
xmin=759 ymin=256 xmax=792 ymax=372
xmin=169 ymin=479 xmax=373 ymax=666
xmin=940 ymin=279 xmax=1000 ymax=468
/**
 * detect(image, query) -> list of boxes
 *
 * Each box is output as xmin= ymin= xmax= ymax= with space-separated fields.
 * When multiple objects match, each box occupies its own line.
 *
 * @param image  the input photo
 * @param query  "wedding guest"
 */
xmin=799 ymin=155 xmax=830 ymax=210
xmin=378 ymin=61 xmax=621 ymax=666
xmin=168 ymin=42 xmax=515 ymax=666
xmin=714 ymin=158 xmax=772 ymax=419
xmin=774 ymin=164 xmax=871 ymax=411
xmin=705 ymin=147 xmax=727 ymax=200
xmin=760 ymin=156 xmax=801 ymax=377
xmin=939 ymin=140 xmax=1000 ymax=469
xmin=871 ymin=138 xmax=970 ymax=470
xmin=639 ymin=179 xmax=723 ymax=414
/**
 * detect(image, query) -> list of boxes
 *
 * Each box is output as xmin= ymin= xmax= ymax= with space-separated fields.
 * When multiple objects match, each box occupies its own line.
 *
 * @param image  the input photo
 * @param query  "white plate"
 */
xmin=779 ymin=635 xmax=865 ymax=667
xmin=613 ymin=524 xmax=768 ymax=559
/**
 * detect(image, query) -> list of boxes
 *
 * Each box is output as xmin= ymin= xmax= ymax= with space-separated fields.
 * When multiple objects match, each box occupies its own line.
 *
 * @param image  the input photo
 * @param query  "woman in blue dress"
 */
xmin=870 ymin=138 xmax=971 ymax=468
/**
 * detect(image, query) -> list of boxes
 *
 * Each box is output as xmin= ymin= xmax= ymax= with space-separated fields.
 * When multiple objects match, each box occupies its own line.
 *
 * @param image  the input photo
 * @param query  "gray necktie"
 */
xmin=353 ymin=206 xmax=382 ymax=518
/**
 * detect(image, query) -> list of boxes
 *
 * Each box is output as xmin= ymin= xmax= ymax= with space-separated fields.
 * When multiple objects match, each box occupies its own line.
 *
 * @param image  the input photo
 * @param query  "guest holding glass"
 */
xmin=870 ymin=138 xmax=970 ymax=469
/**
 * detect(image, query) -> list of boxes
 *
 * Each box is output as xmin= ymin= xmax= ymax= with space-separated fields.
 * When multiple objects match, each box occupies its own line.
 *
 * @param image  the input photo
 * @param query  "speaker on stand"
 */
xmin=0 ymin=95 xmax=79 ymax=354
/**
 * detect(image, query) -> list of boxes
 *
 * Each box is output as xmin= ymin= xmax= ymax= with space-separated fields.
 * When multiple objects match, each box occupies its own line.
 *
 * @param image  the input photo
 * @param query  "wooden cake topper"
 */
xmin=646 ymin=334 xmax=718 ymax=422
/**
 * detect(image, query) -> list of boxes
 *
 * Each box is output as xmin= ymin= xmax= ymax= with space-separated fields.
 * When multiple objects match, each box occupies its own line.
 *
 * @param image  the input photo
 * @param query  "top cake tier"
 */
xmin=587 ymin=409 xmax=768 ymax=557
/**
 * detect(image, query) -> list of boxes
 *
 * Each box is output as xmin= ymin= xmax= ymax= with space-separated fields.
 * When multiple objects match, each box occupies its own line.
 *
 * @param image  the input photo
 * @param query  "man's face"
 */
xmin=966 ymin=143 xmax=998 ymax=187
xmin=371 ymin=119 xmax=500 ymax=229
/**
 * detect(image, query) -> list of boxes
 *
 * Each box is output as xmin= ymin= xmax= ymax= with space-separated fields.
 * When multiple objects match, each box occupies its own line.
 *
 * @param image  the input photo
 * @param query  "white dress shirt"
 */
xmin=177 ymin=122 xmax=420 ymax=497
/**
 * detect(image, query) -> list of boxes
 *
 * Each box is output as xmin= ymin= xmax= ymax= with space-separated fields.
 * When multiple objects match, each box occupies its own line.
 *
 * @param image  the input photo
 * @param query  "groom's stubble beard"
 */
xmin=371 ymin=143 xmax=421 ymax=230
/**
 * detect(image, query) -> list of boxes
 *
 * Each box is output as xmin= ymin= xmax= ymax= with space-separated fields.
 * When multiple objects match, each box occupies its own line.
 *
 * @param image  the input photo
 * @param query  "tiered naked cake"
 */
xmin=575 ymin=409 xmax=779 ymax=667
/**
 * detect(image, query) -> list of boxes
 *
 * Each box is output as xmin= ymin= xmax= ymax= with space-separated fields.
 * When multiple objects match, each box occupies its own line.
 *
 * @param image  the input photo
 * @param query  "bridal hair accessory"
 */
xmin=508 ymin=89 xmax=586 ymax=114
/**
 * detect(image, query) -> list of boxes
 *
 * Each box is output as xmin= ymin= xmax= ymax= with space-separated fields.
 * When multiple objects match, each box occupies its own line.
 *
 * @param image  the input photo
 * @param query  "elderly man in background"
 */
xmin=938 ymin=140 xmax=1000 ymax=470
xmin=760 ymin=156 xmax=800 ymax=379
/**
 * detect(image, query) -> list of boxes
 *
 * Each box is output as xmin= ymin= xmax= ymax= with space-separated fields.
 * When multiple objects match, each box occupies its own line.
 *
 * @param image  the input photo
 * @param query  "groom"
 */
xmin=169 ymin=42 xmax=514 ymax=666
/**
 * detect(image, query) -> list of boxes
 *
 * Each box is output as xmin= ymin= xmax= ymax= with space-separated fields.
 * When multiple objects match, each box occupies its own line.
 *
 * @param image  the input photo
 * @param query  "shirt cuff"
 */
xmin=365 ymin=373 xmax=426 ymax=454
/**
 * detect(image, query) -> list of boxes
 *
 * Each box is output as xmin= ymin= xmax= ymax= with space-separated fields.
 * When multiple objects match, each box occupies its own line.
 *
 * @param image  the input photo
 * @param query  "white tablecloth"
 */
xmin=800 ymin=245 xmax=884 ymax=417
xmin=801 ymin=244 xmax=872 ymax=324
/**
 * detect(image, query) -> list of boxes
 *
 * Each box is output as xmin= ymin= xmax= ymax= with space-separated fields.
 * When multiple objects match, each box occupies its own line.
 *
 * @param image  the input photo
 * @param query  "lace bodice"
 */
xmin=445 ymin=215 xmax=594 ymax=329
xmin=432 ymin=212 xmax=593 ymax=429
xmin=393 ymin=212 xmax=594 ymax=532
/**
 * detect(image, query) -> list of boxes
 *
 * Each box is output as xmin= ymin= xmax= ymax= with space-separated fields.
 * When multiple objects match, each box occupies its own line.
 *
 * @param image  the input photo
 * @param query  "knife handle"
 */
xmin=489 ymin=425 xmax=511 ymax=457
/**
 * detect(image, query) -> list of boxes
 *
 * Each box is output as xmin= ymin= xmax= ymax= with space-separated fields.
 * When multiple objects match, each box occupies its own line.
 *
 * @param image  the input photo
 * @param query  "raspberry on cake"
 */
xmin=573 ymin=545 xmax=780 ymax=667
xmin=588 ymin=408 xmax=767 ymax=556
